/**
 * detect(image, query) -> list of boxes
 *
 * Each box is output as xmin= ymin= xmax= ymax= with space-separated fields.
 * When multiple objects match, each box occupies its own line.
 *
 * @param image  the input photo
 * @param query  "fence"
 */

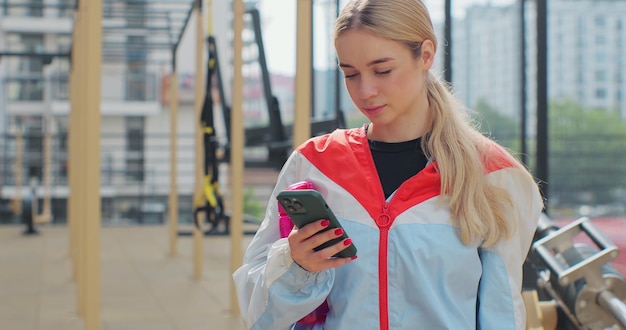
xmin=0 ymin=132 xmax=197 ymax=225
xmin=1 ymin=129 xmax=625 ymax=225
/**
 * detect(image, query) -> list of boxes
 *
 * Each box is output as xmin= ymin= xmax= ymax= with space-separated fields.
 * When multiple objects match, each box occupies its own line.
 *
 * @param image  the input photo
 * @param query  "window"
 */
xmin=595 ymin=70 xmax=607 ymax=82
xmin=5 ymin=0 xmax=42 ymax=17
xmin=127 ymin=2 xmax=146 ymax=28
xmin=7 ymin=78 xmax=44 ymax=101
xmin=594 ymin=16 xmax=606 ymax=27
xmin=125 ymin=117 xmax=145 ymax=182
xmin=59 ymin=0 xmax=74 ymax=17
xmin=126 ymin=36 xmax=147 ymax=101
xmin=595 ymin=88 xmax=607 ymax=99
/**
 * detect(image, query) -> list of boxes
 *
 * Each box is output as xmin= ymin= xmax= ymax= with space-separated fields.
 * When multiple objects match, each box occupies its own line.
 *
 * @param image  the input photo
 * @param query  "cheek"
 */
xmin=391 ymin=72 xmax=424 ymax=96
xmin=344 ymin=80 xmax=360 ymax=102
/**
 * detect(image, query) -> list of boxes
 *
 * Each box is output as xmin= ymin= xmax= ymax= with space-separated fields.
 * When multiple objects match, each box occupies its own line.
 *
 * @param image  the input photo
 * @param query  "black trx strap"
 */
xmin=193 ymin=36 xmax=226 ymax=234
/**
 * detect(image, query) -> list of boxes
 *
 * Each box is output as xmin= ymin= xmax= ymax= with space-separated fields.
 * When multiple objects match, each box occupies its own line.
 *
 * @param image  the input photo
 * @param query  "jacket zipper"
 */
xmin=377 ymin=201 xmax=392 ymax=330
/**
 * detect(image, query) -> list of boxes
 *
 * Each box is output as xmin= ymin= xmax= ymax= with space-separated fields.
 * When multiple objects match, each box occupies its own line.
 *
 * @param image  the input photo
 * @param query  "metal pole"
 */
xmin=169 ymin=57 xmax=179 ymax=257
xmin=65 ymin=0 xmax=103 ymax=327
xmin=11 ymin=121 xmax=23 ymax=217
xmin=69 ymin=2 xmax=86 ymax=316
xmin=82 ymin=0 xmax=103 ymax=328
xmin=334 ymin=0 xmax=341 ymax=120
xmin=536 ymin=0 xmax=549 ymax=207
xmin=36 ymin=64 xmax=53 ymax=224
xmin=192 ymin=0 xmax=205 ymax=280
xmin=444 ymin=0 xmax=452 ymax=83
xmin=310 ymin=0 xmax=315 ymax=118
xmin=519 ymin=0 xmax=528 ymax=165
xmin=230 ymin=0 xmax=245 ymax=316
xmin=293 ymin=0 xmax=313 ymax=147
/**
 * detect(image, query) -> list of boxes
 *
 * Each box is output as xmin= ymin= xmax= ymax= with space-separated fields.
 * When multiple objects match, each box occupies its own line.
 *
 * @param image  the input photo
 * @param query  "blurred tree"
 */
xmin=472 ymin=98 xmax=520 ymax=152
xmin=549 ymin=100 xmax=626 ymax=205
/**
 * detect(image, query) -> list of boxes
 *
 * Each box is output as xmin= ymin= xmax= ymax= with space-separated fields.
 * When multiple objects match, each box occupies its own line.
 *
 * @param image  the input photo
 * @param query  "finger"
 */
xmin=317 ymin=238 xmax=355 ymax=260
xmin=295 ymin=219 xmax=330 ymax=239
xmin=302 ymin=227 xmax=345 ymax=252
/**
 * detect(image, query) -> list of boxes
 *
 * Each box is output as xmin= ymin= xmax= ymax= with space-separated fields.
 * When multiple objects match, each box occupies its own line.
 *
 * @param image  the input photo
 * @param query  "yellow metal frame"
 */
xmin=33 ymin=120 xmax=52 ymax=224
xmin=192 ymin=0 xmax=206 ymax=280
xmin=9 ymin=124 xmax=23 ymax=216
xmin=68 ymin=0 xmax=103 ymax=329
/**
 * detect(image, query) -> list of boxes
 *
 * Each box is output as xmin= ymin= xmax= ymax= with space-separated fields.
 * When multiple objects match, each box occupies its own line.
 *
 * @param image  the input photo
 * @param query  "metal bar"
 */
xmin=247 ymin=8 xmax=286 ymax=144
xmin=103 ymin=0 xmax=193 ymax=4
xmin=103 ymin=42 xmax=175 ymax=48
xmin=103 ymin=26 xmax=174 ymax=31
xmin=0 ymin=52 xmax=70 ymax=58
xmin=102 ymin=8 xmax=190 ymax=14
xmin=444 ymin=0 xmax=452 ymax=83
xmin=519 ymin=0 xmax=528 ymax=166
xmin=192 ymin=0 xmax=204 ymax=281
xmin=230 ymin=0 xmax=245 ymax=316
xmin=536 ymin=0 xmax=548 ymax=205
xmin=334 ymin=0 xmax=341 ymax=123
xmin=0 ymin=1 xmax=77 ymax=9
xmin=597 ymin=291 xmax=626 ymax=329
xmin=169 ymin=71 xmax=179 ymax=257
xmin=174 ymin=0 xmax=195 ymax=50
xmin=82 ymin=0 xmax=103 ymax=328
xmin=310 ymin=0 xmax=315 ymax=117
xmin=69 ymin=1 xmax=86 ymax=316
xmin=207 ymin=36 xmax=232 ymax=143
xmin=293 ymin=0 xmax=313 ymax=147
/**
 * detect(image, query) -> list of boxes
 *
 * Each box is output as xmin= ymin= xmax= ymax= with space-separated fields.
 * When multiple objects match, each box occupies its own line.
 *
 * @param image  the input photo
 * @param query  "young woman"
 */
xmin=233 ymin=0 xmax=543 ymax=329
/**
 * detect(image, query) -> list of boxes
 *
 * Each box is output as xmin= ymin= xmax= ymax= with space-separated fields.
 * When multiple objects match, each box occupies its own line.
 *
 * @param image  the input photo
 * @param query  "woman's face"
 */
xmin=335 ymin=28 xmax=435 ymax=141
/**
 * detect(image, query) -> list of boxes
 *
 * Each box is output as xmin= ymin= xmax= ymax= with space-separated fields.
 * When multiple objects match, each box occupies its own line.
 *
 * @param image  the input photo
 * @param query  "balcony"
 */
xmin=0 ymin=1 xmax=73 ymax=33
xmin=3 ymin=71 xmax=162 ymax=116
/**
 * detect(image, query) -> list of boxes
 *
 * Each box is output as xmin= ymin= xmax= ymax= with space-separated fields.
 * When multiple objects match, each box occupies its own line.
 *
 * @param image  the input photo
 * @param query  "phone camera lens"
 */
xmin=292 ymin=201 xmax=304 ymax=212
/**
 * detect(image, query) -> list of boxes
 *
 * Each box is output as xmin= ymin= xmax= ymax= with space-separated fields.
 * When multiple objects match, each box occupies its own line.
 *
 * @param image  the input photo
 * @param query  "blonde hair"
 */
xmin=335 ymin=0 xmax=536 ymax=247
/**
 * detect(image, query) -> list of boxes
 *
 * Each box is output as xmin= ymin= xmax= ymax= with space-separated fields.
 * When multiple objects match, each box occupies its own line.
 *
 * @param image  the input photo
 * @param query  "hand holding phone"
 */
xmin=277 ymin=189 xmax=357 ymax=259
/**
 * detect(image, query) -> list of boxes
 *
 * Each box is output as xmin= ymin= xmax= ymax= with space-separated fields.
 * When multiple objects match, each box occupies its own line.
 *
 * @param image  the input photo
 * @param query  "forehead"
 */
xmin=335 ymin=29 xmax=409 ymax=65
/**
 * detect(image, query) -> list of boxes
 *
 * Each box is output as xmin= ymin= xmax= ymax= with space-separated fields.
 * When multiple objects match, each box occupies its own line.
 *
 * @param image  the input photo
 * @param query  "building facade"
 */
xmin=452 ymin=0 xmax=626 ymax=120
xmin=0 ymin=0 xmax=199 ymax=224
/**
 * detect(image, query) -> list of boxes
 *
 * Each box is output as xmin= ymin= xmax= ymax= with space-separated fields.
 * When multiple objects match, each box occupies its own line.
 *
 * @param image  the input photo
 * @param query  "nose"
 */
xmin=357 ymin=76 xmax=378 ymax=100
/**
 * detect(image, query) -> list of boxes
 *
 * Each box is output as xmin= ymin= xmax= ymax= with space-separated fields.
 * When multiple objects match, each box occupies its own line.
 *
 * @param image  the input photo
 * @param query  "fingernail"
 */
xmin=334 ymin=228 xmax=343 ymax=236
xmin=321 ymin=220 xmax=330 ymax=227
xmin=351 ymin=255 xmax=358 ymax=260
xmin=343 ymin=238 xmax=352 ymax=246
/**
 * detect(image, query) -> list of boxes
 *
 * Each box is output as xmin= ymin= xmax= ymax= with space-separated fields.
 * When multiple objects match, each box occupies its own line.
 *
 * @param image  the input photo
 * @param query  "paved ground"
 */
xmin=0 ymin=224 xmax=253 ymax=330
xmin=1 ymin=217 xmax=624 ymax=330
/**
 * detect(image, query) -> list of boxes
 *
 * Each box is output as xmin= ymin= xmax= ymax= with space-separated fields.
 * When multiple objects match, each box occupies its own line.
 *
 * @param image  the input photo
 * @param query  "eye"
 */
xmin=375 ymin=70 xmax=391 ymax=75
xmin=344 ymin=72 xmax=359 ymax=79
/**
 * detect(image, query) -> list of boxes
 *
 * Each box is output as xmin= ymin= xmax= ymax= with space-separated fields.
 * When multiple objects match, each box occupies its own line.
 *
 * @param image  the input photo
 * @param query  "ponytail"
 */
xmin=422 ymin=72 xmax=513 ymax=247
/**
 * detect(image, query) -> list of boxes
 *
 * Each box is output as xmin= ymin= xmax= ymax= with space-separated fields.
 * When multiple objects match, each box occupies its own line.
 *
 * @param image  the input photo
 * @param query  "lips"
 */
xmin=362 ymin=104 xmax=386 ymax=115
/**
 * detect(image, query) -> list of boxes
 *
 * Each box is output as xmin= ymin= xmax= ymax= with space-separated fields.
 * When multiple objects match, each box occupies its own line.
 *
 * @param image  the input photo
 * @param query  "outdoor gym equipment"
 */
xmin=186 ymin=7 xmax=345 ymax=236
xmin=524 ymin=213 xmax=626 ymax=329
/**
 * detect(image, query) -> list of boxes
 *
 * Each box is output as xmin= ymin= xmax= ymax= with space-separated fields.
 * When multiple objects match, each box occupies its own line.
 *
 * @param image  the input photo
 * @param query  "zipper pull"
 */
xmin=377 ymin=202 xmax=392 ymax=228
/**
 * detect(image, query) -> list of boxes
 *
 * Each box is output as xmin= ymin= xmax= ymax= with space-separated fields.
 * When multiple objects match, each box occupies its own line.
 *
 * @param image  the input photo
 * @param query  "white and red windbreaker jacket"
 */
xmin=233 ymin=127 xmax=543 ymax=330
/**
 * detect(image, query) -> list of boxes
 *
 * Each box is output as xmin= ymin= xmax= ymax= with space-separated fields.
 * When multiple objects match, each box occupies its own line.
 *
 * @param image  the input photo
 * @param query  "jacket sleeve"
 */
xmin=477 ymin=167 xmax=543 ymax=330
xmin=232 ymin=152 xmax=334 ymax=330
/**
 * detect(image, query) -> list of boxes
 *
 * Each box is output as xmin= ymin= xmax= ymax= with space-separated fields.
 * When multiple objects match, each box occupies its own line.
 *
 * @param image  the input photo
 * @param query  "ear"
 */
xmin=420 ymin=39 xmax=435 ymax=71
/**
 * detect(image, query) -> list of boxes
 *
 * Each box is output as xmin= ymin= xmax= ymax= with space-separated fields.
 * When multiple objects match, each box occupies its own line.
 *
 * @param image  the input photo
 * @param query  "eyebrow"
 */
xmin=339 ymin=57 xmax=394 ymax=68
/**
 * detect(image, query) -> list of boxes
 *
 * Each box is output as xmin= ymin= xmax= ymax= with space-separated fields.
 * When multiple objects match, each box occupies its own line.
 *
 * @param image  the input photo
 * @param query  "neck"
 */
xmin=367 ymin=112 xmax=431 ymax=143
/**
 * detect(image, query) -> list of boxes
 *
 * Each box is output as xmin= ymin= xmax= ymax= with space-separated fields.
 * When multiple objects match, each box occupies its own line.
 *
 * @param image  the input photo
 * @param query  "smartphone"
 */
xmin=276 ymin=189 xmax=357 ymax=258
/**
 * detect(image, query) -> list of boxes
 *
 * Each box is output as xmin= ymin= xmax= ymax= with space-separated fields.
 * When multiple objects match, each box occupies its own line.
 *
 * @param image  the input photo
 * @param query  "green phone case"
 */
xmin=276 ymin=189 xmax=357 ymax=258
